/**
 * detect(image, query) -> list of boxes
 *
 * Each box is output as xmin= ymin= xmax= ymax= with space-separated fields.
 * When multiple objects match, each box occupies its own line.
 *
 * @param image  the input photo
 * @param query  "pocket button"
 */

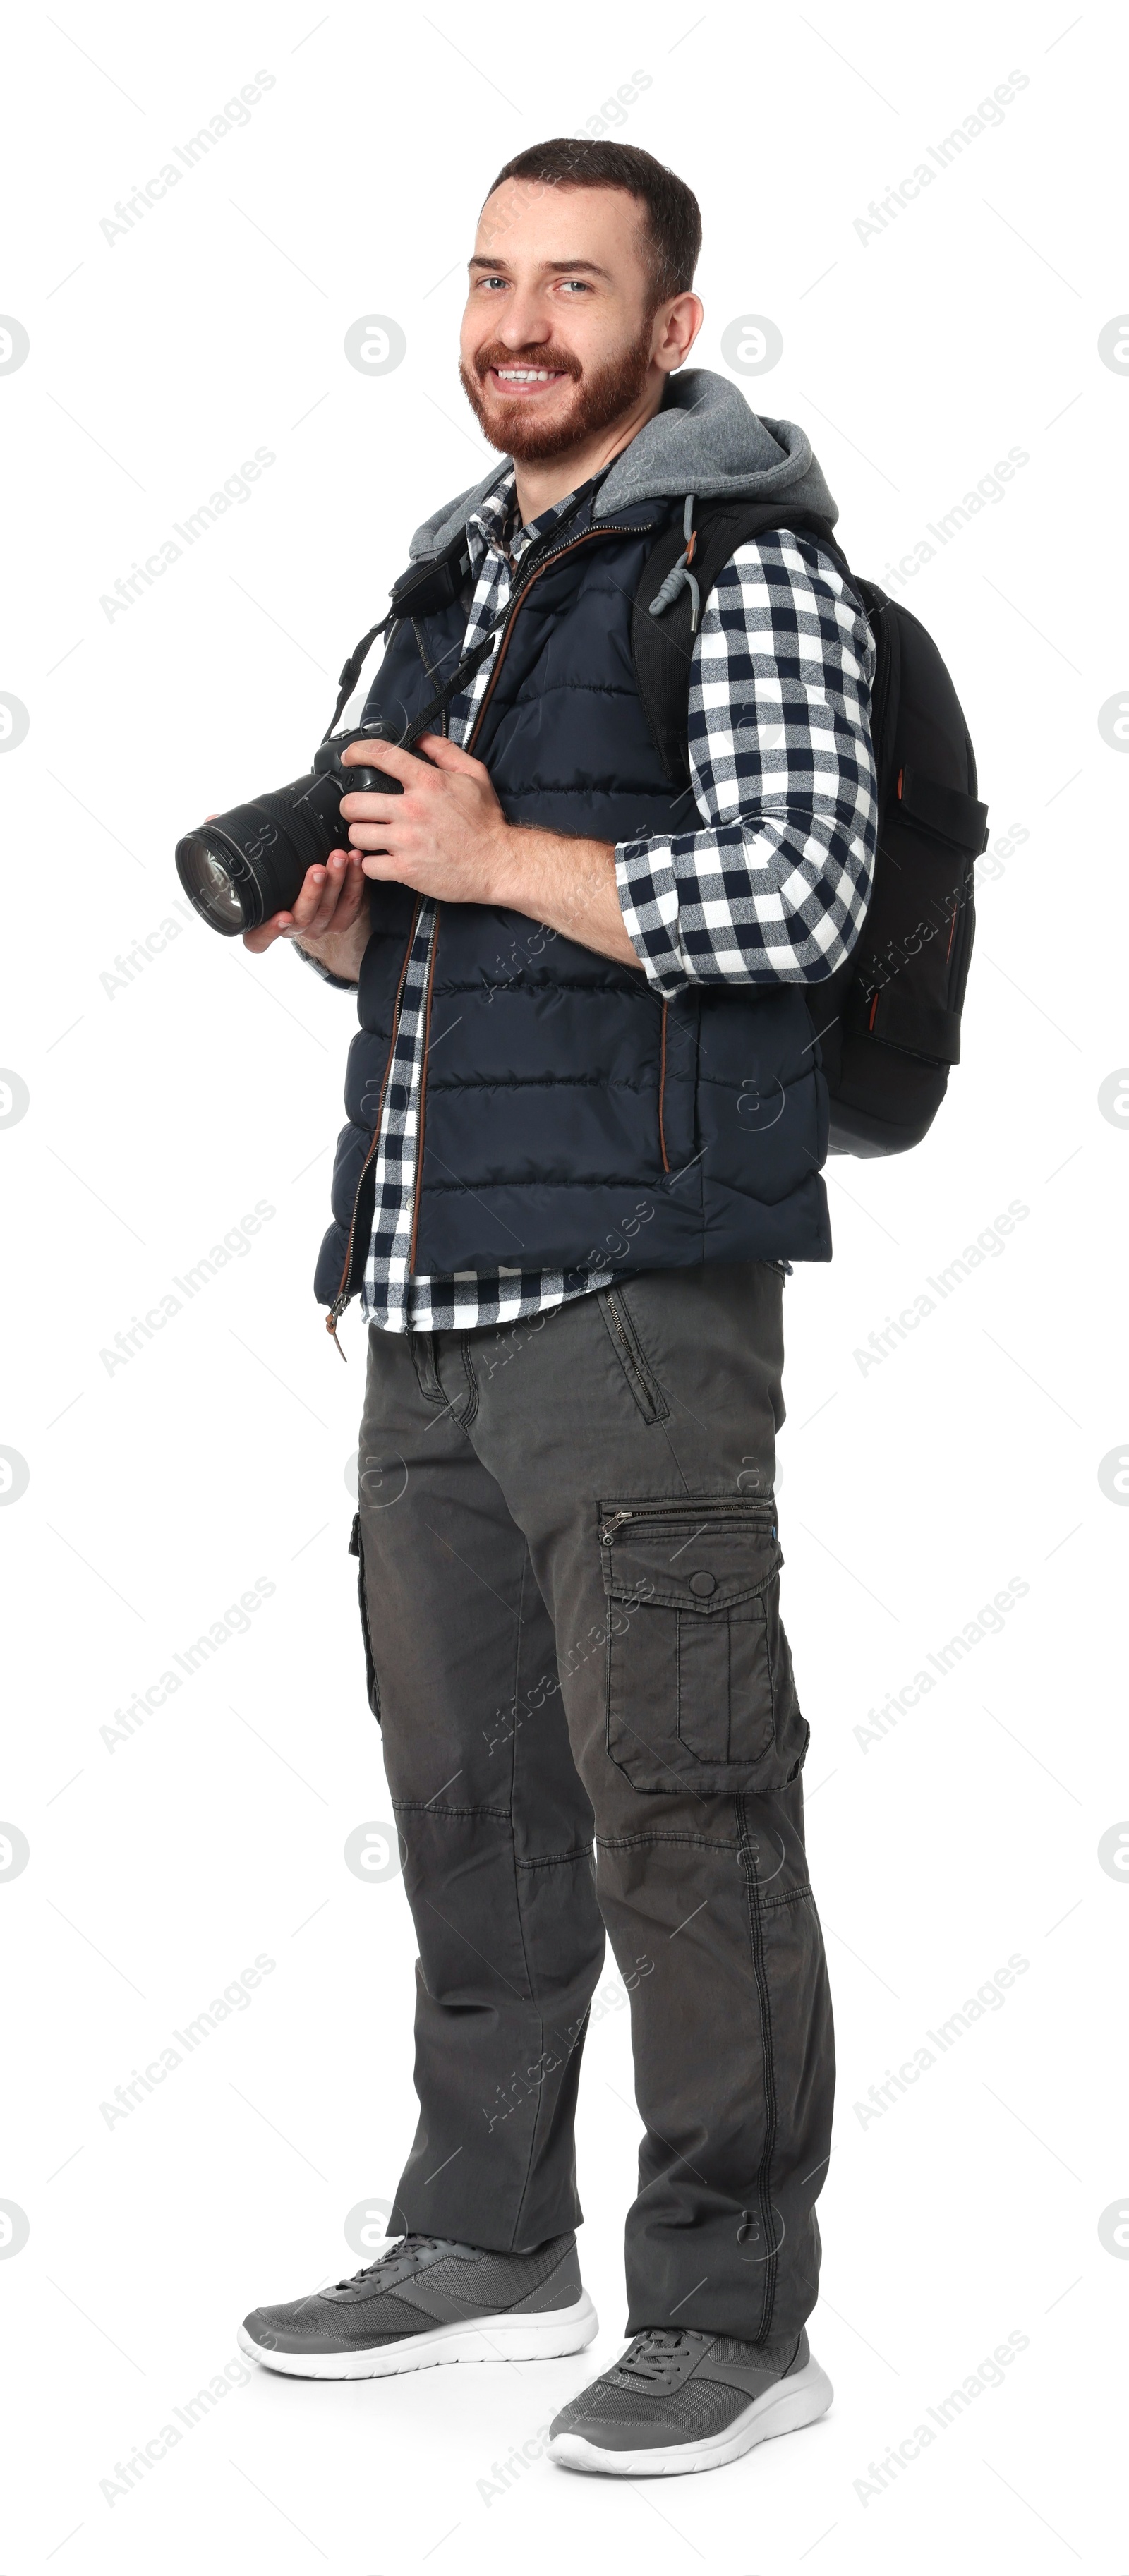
xmin=689 ymin=1568 xmax=717 ymax=1597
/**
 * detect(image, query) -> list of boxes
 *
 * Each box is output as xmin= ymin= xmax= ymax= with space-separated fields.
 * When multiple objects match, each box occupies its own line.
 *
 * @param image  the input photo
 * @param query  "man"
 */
xmin=237 ymin=138 xmax=876 ymax=2478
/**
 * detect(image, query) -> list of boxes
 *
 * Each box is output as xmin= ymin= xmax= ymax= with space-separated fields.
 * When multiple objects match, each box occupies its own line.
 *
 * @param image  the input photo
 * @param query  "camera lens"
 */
xmin=175 ymin=734 xmax=406 ymax=936
xmin=175 ymin=775 xmax=336 ymax=936
xmin=177 ymin=835 xmax=254 ymax=933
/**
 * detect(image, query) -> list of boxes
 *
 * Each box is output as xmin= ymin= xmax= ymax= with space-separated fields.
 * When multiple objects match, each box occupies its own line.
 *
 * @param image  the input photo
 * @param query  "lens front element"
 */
xmin=176 ymin=833 xmax=255 ymax=935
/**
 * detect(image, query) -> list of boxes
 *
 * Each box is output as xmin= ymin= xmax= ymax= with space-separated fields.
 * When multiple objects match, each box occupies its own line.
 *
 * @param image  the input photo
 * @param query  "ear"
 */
xmin=656 ymin=292 xmax=704 ymax=373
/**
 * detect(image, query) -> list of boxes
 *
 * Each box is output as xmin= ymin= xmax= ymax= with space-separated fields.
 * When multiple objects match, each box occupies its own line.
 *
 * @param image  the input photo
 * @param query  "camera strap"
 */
xmin=322 ymin=473 xmax=609 ymax=746
xmin=320 ymin=605 xmax=507 ymax=747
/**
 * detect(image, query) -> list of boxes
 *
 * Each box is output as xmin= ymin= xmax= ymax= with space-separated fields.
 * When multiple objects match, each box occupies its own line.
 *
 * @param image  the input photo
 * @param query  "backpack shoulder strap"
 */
xmin=631 ymin=501 xmax=845 ymax=786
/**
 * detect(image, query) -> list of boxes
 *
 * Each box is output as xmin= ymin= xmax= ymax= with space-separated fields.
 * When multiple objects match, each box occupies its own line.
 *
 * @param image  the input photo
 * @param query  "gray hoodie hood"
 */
xmin=408 ymin=367 xmax=837 ymax=560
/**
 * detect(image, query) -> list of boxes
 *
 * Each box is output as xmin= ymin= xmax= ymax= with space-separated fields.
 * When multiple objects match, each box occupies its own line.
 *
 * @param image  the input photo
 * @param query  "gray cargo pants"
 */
xmin=351 ymin=1260 xmax=834 ymax=2354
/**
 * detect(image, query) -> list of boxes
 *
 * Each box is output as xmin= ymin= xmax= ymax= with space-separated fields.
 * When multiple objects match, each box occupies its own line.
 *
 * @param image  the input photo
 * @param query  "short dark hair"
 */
xmin=485 ymin=138 xmax=701 ymax=307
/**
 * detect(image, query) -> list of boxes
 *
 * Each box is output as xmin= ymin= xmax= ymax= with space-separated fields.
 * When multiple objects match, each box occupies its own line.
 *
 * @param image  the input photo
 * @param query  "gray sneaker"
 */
xmin=239 ymin=2231 xmax=596 ymax=2381
xmin=548 ymin=2326 xmax=832 ymax=2476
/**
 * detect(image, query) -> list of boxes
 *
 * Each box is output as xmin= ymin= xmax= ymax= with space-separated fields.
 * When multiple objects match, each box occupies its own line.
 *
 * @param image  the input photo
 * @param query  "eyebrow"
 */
xmin=468 ymin=256 xmax=612 ymax=279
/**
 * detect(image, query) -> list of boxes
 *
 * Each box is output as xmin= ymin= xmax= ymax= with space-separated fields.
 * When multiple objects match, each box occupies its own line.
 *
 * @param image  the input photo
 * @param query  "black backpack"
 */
xmin=632 ymin=504 xmax=989 ymax=1156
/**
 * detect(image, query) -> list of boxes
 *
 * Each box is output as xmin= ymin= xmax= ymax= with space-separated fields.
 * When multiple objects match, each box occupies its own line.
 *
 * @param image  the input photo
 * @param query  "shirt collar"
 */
xmin=466 ymin=468 xmax=602 ymax=572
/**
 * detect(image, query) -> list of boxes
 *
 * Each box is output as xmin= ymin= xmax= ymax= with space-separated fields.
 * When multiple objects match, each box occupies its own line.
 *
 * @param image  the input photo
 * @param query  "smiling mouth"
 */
xmin=488 ymin=365 xmax=571 ymax=394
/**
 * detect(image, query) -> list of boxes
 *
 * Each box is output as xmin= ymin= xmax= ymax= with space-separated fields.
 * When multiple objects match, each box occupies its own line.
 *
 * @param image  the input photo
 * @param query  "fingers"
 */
xmin=340 ymin=734 xmax=416 ymax=780
xmin=299 ymin=852 xmax=354 ymax=920
xmin=339 ymin=732 xmax=486 ymax=781
xmin=341 ymin=818 xmax=405 ymax=854
xmin=412 ymin=732 xmax=485 ymax=775
xmin=351 ymin=829 xmax=425 ymax=859
xmin=339 ymin=735 xmax=490 ymax=841
xmin=242 ymin=851 xmax=363 ymax=952
xmin=338 ymin=792 xmax=405 ymax=826
xmin=327 ymin=849 xmax=368 ymax=927
xmin=289 ymin=849 xmax=363 ymax=931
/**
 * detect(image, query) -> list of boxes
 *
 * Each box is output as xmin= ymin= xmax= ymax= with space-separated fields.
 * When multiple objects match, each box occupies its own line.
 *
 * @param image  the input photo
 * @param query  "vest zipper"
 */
xmin=465 ymin=520 xmax=657 ymax=756
xmin=325 ymin=896 xmax=423 ymax=1353
xmin=405 ymin=518 xmax=657 ymax=1277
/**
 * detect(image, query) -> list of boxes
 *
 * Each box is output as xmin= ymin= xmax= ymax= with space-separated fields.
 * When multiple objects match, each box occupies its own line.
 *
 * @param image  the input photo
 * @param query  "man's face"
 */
xmin=459 ymin=180 xmax=664 ymax=462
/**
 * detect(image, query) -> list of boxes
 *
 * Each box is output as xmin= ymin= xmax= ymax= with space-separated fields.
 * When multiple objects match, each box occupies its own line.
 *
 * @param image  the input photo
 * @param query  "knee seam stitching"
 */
xmin=596 ymin=1830 xmax=745 ymax=1853
xmin=509 ymin=1549 xmax=548 ymax=2242
xmin=392 ymin=1799 xmax=513 ymax=1821
xmin=515 ymin=1846 xmax=594 ymax=1871
xmin=739 ymin=1806 xmax=780 ymax=2344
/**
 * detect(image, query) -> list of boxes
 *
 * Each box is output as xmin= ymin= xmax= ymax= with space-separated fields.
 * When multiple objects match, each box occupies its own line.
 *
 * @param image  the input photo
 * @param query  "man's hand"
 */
xmin=339 ymin=734 xmax=642 ymax=969
xmin=339 ymin=733 xmax=510 ymax=903
xmin=241 ymin=843 xmax=369 ymax=984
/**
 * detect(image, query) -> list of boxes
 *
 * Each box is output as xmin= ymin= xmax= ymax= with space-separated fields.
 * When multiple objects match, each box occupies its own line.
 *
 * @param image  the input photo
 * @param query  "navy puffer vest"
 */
xmin=314 ymin=490 xmax=831 ymax=1310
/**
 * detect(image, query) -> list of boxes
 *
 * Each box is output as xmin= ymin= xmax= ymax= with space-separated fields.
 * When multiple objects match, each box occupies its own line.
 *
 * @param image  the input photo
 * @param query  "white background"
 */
xmin=1 ymin=2 xmax=1125 ymax=2568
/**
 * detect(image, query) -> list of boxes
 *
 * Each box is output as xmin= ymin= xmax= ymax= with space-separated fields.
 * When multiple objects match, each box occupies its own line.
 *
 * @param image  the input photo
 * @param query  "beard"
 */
xmin=459 ymin=314 xmax=656 ymax=463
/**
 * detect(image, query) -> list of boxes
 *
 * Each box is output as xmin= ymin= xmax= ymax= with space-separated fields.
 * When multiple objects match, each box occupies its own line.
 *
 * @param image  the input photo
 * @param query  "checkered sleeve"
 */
xmin=291 ymin=941 xmax=358 ymax=991
xmin=615 ymin=531 xmax=878 ymax=992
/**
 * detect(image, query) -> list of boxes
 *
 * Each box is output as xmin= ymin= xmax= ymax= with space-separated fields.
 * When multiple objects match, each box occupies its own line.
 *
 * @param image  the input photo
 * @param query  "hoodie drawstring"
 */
xmin=648 ymin=495 xmax=701 ymax=631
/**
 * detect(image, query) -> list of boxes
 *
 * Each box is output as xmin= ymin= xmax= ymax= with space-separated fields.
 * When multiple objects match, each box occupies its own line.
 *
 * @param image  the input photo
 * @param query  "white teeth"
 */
xmin=495 ymin=368 xmax=558 ymax=382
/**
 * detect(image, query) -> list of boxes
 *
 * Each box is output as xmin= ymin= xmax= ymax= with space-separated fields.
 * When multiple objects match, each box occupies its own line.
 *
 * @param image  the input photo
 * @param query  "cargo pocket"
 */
xmin=599 ymin=1496 xmax=807 ymax=1796
xmin=349 ymin=1511 xmax=381 ymax=1721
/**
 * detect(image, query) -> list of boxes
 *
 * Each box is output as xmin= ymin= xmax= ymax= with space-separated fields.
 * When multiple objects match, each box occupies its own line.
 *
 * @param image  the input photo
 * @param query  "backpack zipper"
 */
xmin=859 ymin=583 xmax=894 ymax=799
xmin=944 ymin=859 xmax=976 ymax=1013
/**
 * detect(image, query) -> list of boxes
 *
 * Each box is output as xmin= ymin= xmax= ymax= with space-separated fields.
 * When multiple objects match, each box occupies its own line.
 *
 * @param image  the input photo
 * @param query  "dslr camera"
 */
xmin=175 ymin=722 xmax=411 ymax=936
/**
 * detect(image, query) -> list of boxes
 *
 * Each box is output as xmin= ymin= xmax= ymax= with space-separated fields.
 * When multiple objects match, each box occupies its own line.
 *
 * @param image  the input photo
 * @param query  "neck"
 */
xmin=512 ymin=373 xmax=668 ymax=524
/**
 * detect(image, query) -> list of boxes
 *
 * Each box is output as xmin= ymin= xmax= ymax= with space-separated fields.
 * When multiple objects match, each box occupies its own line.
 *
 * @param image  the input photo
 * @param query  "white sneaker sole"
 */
xmin=238 ymin=2287 xmax=599 ymax=2381
xmin=548 ymin=2352 xmax=833 ymax=2477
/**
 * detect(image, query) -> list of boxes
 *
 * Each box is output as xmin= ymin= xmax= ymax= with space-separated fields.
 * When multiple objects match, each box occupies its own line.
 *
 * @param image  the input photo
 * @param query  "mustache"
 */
xmin=472 ymin=343 xmax=583 ymax=384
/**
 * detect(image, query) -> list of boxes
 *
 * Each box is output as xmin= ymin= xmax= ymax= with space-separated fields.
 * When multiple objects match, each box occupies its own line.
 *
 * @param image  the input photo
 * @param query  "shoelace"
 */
xmin=329 ymin=2234 xmax=458 ymax=2292
xmin=614 ymin=2329 xmax=695 ymax=2385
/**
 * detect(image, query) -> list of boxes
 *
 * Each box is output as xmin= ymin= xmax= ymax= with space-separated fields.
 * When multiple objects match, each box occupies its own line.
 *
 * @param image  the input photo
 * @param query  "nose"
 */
xmin=495 ymin=289 xmax=554 ymax=350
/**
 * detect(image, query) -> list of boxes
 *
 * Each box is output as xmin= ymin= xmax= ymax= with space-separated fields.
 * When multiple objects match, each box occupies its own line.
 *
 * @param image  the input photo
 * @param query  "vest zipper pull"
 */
xmin=326 ymin=1295 xmax=349 ymax=1360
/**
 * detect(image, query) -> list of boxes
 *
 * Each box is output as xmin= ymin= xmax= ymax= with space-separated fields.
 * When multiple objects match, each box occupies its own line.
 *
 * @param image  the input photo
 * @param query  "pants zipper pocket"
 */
xmin=600 ymin=1495 xmax=778 ymax=1548
xmin=601 ymin=1288 xmax=669 ymax=1425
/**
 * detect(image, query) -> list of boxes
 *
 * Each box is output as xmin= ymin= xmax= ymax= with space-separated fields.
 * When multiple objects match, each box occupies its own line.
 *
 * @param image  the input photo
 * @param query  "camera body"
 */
xmin=175 ymin=723 xmax=411 ymax=936
xmin=310 ymin=722 xmax=402 ymax=798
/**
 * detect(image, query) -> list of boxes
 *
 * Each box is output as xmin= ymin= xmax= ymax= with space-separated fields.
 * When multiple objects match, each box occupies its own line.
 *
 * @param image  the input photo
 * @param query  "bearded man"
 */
xmin=238 ymin=136 xmax=876 ymax=2480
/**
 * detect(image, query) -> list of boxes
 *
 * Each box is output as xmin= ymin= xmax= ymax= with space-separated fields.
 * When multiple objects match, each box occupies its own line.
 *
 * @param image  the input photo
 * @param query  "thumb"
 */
xmin=243 ymin=914 xmax=287 ymax=954
xmin=413 ymin=730 xmax=485 ymax=775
